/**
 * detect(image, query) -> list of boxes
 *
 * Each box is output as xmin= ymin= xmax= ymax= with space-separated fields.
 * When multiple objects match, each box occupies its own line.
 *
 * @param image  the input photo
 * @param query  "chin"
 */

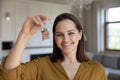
xmin=62 ymin=48 xmax=74 ymax=54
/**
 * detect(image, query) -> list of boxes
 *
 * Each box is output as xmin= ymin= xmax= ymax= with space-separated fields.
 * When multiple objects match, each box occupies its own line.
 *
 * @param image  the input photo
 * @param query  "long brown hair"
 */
xmin=50 ymin=13 xmax=89 ymax=62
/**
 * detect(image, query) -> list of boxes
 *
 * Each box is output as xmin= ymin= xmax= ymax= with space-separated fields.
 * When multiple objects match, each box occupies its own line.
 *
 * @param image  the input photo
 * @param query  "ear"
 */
xmin=78 ymin=30 xmax=82 ymax=40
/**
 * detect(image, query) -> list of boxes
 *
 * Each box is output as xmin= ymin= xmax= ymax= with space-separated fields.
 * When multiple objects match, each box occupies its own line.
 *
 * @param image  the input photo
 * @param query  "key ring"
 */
xmin=41 ymin=23 xmax=49 ymax=40
xmin=41 ymin=23 xmax=47 ymax=33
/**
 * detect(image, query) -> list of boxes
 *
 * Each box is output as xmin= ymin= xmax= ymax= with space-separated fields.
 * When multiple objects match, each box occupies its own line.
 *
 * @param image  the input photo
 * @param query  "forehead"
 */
xmin=55 ymin=19 xmax=77 ymax=32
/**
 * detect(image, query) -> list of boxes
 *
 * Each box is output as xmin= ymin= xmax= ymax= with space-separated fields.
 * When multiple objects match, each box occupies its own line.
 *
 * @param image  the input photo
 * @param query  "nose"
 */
xmin=63 ymin=35 xmax=70 ymax=42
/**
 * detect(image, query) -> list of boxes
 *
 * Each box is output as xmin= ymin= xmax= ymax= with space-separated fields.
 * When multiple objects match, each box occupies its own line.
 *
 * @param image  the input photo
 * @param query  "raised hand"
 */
xmin=21 ymin=15 xmax=51 ymax=37
xmin=4 ymin=15 xmax=50 ymax=70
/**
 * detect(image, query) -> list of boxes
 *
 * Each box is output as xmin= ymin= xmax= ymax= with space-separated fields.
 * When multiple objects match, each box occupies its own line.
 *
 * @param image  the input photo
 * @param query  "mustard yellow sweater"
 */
xmin=0 ymin=56 xmax=107 ymax=80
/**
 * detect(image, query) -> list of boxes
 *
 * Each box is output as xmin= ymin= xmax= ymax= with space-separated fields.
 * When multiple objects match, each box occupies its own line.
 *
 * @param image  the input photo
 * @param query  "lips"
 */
xmin=62 ymin=42 xmax=73 ymax=49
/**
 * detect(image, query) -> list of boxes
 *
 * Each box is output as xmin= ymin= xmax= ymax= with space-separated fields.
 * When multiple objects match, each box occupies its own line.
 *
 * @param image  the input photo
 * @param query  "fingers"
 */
xmin=38 ymin=15 xmax=51 ymax=23
xmin=32 ymin=16 xmax=43 ymax=27
xmin=30 ymin=15 xmax=50 ymax=28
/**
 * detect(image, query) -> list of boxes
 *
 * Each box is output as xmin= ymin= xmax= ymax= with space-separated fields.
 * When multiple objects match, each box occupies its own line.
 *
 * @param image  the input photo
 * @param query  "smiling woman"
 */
xmin=54 ymin=19 xmax=82 ymax=55
xmin=0 ymin=13 xmax=107 ymax=80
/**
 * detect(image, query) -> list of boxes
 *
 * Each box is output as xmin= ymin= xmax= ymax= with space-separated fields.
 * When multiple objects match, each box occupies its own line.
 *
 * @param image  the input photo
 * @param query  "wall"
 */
xmin=0 ymin=0 xmax=2 ymax=61
xmin=102 ymin=0 xmax=120 ymax=9
xmin=0 ymin=0 xmax=71 ymax=62
xmin=85 ymin=2 xmax=103 ymax=53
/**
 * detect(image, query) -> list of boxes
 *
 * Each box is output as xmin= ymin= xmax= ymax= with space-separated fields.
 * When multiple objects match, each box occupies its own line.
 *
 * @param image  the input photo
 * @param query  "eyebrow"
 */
xmin=55 ymin=30 xmax=76 ymax=34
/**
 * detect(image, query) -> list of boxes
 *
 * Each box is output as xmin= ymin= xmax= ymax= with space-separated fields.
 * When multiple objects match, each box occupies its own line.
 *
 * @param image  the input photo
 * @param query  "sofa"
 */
xmin=92 ymin=53 xmax=120 ymax=80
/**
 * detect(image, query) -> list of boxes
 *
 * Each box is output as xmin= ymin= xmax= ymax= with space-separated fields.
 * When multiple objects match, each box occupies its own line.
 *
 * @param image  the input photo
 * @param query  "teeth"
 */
xmin=62 ymin=43 xmax=72 ymax=47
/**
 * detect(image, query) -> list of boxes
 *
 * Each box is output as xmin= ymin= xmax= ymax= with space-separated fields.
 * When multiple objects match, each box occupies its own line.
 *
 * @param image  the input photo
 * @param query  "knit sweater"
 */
xmin=0 ymin=56 xmax=107 ymax=80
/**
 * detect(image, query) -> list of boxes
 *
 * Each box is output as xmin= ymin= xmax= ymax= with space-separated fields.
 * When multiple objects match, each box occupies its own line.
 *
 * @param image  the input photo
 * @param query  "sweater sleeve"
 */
xmin=0 ymin=57 xmax=41 ymax=80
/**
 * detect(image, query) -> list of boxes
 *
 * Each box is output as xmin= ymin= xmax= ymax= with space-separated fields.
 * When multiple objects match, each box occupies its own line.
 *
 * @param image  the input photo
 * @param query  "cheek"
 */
xmin=55 ymin=38 xmax=61 ymax=47
xmin=73 ymin=34 xmax=81 ymax=41
xmin=79 ymin=32 xmax=82 ymax=40
xmin=72 ymin=34 xmax=81 ymax=45
xmin=74 ymin=37 xmax=80 ymax=44
xmin=78 ymin=35 xmax=82 ymax=41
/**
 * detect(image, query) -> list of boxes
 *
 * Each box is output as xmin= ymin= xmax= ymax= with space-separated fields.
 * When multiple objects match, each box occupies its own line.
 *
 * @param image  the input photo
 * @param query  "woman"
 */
xmin=0 ymin=13 xmax=107 ymax=80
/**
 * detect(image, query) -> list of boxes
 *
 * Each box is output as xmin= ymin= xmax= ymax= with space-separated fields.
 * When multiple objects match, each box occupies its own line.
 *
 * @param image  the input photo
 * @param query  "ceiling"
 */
xmin=33 ymin=0 xmax=67 ymax=4
xmin=33 ymin=0 xmax=101 ymax=5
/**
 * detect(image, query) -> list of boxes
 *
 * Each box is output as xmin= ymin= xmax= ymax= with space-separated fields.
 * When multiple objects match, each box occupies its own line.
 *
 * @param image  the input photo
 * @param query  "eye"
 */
xmin=56 ymin=33 xmax=64 ymax=38
xmin=68 ymin=32 xmax=75 ymax=36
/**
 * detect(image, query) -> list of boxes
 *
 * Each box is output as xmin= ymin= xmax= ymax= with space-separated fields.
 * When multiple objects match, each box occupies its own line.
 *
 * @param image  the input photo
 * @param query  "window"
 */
xmin=105 ymin=7 xmax=120 ymax=51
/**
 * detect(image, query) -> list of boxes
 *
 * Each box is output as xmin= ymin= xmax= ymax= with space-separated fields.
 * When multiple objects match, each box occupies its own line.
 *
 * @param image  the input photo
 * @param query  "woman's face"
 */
xmin=55 ymin=19 xmax=82 ymax=55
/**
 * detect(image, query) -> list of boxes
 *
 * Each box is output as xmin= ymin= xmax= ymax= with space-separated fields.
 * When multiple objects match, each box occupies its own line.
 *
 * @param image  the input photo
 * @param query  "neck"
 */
xmin=63 ymin=54 xmax=78 ymax=63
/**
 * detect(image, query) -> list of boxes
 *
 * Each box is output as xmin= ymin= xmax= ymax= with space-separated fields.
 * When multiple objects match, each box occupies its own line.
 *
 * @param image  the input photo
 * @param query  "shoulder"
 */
xmin=80 ymin=61 xmax=107 ymax=80
xmin=87 ymin=60 xmax=103 ymax=66
xmin=82 ymin=60 xmax=105 ymax=72
xmin=30 ymin=56 xmax=51 ymax=65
